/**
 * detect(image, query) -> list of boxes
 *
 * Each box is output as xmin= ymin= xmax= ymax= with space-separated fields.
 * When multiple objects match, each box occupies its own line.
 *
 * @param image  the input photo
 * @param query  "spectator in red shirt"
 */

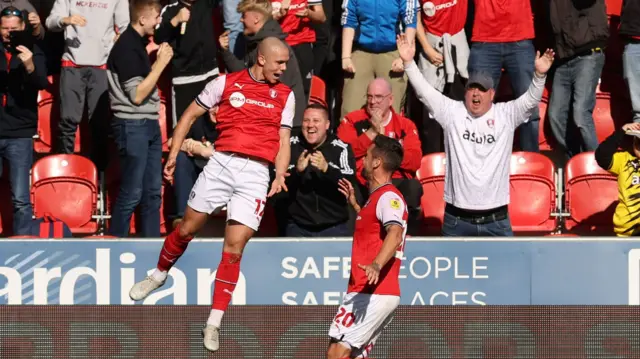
xmin=272 ymin=0 xmax=326 ymax=95
xmin=468 ymin=0 xmax=539 ymax=152
xmin=338 ymin=77 xmax=423 ymax=234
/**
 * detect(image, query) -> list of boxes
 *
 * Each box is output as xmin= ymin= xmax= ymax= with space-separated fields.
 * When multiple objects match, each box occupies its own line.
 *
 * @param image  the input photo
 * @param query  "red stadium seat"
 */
xmin=31 ymin=154 xmax=99 ymax=234
xmin=594 ymin=94 xmax=615 ymax=144
xmin=538 ymin=88 xmax=556 ymax=151
xmin=593 ymin=93 xmax=632 ymax=144
xmin=34 ymin=76 xmax=81 ymax=153
xmin=416 ymin=153 xmax=446 ymax=235
xmin=606 ymin=0 xmax=622 ymax=16
xmin=564 ymin=151 xmax=618 ymax=234
xmin=509 ymin=152 xmax=557 ymax=233
xmin=309 ymin=76 xmax=327 ymax=107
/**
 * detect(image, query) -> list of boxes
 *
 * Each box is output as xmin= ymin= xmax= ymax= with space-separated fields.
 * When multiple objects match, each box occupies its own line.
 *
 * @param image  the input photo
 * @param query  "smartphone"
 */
xmin=8 ymin=30 xmax=33 ymax=54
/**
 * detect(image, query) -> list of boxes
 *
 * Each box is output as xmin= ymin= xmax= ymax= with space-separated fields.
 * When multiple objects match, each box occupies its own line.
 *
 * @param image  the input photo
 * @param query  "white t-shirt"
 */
xmin=405 ymin=61 xmax=546 ymax=210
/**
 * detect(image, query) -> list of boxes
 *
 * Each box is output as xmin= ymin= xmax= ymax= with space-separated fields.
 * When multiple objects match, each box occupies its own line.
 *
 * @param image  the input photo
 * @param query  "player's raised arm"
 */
xmin=164 ymin=75 xmax=225 ymax=181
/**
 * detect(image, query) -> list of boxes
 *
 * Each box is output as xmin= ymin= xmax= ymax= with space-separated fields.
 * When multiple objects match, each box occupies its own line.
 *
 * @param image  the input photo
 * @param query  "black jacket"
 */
xmin=154 ymin=0 xmax=219 ymax=79
xmin=278 ymin=133 xmax=356 ymax=229
xmin=549 ymin=0 xmax=609 ymax=60
xmin=0 ymin=40 xmax=48 ymax=139
xmin=621 ymin=0 xmax=640 ymax=39
xmin=221 ymin=18 xmax=305 ymax=127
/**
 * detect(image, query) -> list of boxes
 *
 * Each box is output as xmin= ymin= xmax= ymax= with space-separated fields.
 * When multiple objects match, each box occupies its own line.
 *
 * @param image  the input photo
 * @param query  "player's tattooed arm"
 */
xmin=359 ymin=224 xmax=404 ymax=285
xmin=337 ymin=178 xmax=361 ymax=213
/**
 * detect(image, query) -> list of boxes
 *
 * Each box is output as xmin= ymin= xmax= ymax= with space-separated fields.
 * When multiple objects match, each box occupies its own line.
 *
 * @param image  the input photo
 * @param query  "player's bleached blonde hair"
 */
xmin=237 ymin=0 xmax=273 ymax=17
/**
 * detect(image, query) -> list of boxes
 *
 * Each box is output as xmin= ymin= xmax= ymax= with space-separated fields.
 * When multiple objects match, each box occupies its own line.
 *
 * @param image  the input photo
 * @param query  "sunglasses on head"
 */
xmin=1 ymin=8 xmax=22 ymax=18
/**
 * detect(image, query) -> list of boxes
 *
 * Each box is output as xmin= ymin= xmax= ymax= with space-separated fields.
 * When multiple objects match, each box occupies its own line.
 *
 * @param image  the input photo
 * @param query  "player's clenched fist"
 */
xmin=358 ymin=263 xmax=381 ymax=285
xmin=218 ymin=30 xmax=230 ymax=51
xmin=156 ymin=43 xmax=174 ymax=67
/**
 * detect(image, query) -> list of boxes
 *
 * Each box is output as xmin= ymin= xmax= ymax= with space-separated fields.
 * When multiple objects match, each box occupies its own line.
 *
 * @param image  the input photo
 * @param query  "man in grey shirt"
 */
xmin=46 ymin=0 xmax=129 ymax=170
xmin=397 ymin=34 xmax=555 ymax=237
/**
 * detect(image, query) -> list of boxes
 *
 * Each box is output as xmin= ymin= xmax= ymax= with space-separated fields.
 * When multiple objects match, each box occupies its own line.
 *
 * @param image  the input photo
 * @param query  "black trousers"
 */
xmin=292 ymin=42 xmax=315 ymax=96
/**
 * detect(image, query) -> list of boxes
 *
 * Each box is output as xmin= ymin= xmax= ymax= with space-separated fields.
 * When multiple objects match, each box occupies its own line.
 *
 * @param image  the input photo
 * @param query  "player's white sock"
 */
xmin=151 ymin=269 xmax=168 ymax=282
xmin=207 ymin=309 xmax=224 ymax=328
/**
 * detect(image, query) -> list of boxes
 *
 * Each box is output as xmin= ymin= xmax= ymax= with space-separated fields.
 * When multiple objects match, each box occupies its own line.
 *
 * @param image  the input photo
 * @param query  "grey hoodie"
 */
xmin=45 ymin=0 xmax=129 ymax=66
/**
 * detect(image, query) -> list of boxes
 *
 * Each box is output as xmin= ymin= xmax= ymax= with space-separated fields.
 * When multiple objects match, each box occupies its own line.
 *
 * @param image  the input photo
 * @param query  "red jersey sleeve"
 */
xmin=337 ymin=117 xmax=374 ymax=159
xmin=281 ymin=92 xmax=295 ymax=129
xmin=195 ymin=75 xmax=226 ymax=110
xmin=376 ymin=191 xmax=407 ymax=228
xmin=400 ymin=119 xmax=422 ymax=173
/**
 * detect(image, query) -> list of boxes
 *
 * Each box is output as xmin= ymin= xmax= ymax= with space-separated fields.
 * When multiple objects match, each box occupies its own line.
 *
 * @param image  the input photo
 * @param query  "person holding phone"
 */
xmin=0 ymin=7 xmax=48 ymax=235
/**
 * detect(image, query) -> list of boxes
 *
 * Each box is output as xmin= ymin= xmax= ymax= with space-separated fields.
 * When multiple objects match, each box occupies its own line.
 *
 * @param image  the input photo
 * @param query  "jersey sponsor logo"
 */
xmin=462 ymin=129 xmax=496 ymax=144
xmin=246 ymin=98 xmax=275 ymax=109
xmin=633 ymin=175 xmax=640 ymax=185
xmin=229 ymin=92 xmax=246 ymax=108
xmin=228 ymin=92 xmax=276 ymax=109
xmin=422 ymin=0 xmax=457 ymax=17
xmin=390 ymin=199 xmax=400 ymax=210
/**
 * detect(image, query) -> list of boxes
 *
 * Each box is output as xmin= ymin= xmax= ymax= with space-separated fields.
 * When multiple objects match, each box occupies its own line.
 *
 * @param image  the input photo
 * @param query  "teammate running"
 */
xmin=128 ymin=36 xmax=294 ymax=352
xmin=328 ymin=136 xmax=408 ymax=359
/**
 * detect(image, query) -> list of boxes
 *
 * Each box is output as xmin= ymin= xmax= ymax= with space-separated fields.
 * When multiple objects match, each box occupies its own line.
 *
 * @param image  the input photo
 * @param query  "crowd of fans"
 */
xmin=0 ymin=0 xmax=638 ymax=237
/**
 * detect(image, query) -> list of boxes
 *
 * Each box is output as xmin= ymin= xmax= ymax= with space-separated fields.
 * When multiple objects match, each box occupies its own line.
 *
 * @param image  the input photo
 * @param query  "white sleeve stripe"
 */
xmin=195 ymin=97 xmax=210 ymax=110
xmin=339 ymin=147 xmax=354 ymax=175
xmin=383 ymin=220 xmax=405 ymax=228
xmin=405 ymin=0 xmax=416 ymax=25
xmin=156 ymin=2 xmax=179 ymax=29
xmin=340 ymin=0 xmax=349 ymax=26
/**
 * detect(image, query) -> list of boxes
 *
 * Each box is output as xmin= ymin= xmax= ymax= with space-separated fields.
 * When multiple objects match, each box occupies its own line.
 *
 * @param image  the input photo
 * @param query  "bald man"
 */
xmin=338 ymin=77 xmax=424 ymax=234
xmin=128 ymin=36 xmax=295 ymax=352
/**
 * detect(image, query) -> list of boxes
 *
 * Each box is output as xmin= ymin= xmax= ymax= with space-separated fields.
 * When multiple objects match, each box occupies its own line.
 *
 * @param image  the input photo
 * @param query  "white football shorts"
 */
xmin=328 ymin=292 xmax=400 ymax=358
xmin=187 ymin=151 xmax=269 ymax=231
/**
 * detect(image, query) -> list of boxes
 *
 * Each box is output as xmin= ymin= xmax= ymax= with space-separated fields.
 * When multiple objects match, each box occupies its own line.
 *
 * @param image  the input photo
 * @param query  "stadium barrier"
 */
xmin=2 ymin=305 xmax=640 ymax=358
xmin=1 ymin=238 xmax=638 ymax=305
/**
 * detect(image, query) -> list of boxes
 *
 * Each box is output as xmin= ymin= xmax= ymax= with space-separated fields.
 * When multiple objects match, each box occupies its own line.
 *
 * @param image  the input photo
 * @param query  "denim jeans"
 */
xmin=109 ymin=119 xmax=162 ymax=237
xmin=285 ymin=221 xmax=351 ymax=237
xmin=173 ymin=151 xmax=204 ymax=219
xmin=222 ymin=0 xmax=245 ymax=58
xmin=0 ymin=138 xmax=33 ymax=235
xmin=548 ymin=52 xmax=604 ymax=158
xmin=469 ymin=40 xmax=539 ymax=152
xmin=623 ymin=43 xmax=640 ymax=123
xmin=441 ymin=212 xmax=514 ymax=237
